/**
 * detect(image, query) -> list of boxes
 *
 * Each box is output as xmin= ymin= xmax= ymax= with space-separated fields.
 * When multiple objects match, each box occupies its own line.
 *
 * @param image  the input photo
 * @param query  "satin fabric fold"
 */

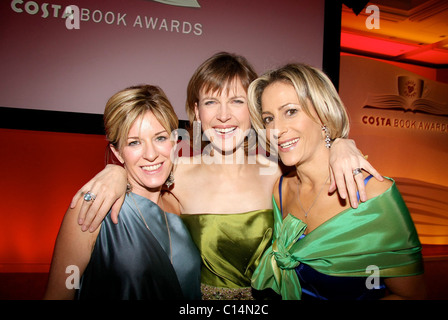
xmin=251 ymin=178 xmax=423 ymax=300
xmin=181 ymin=210 xmax=274 ymax=289
xmin=78 ymin=193 xmax=201 ymax=300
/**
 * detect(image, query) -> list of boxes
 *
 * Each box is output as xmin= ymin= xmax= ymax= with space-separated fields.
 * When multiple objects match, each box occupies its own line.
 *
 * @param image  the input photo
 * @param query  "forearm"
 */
xmin=382 ymin=275 xmax=426 ymax=300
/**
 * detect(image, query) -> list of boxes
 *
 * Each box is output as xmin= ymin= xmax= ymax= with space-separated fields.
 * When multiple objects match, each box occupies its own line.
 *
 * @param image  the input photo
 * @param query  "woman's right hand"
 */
xmin=70 ymin=164 xmax=128 ymax=232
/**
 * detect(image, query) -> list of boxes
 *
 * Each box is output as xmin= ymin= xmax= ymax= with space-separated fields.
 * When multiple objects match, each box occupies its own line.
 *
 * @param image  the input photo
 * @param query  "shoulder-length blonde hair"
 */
xmin=104 ymin=84 xmax=178 ymax=153
xmin=248 ymin=63 xmax=350 ymax=141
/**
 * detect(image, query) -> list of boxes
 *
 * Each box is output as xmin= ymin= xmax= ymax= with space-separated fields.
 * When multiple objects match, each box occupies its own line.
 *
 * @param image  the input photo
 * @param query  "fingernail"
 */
xmin=78 ymin=218 xmax=84 ymax=225
xmin=81 ymin=225 xmax=87 ymax=232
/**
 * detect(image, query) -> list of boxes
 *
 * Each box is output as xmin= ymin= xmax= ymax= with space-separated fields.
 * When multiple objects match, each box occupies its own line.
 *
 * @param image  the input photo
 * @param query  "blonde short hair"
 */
xmin=248 ymin=63 xmax=350 ymax=141
xmin=104 ymin=85 xmax=178 ymax=151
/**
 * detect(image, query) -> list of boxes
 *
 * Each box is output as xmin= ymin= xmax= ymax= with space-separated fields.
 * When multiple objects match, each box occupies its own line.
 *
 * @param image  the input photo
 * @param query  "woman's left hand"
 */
xmin=329 ymin=139 xmax=383 ymax=208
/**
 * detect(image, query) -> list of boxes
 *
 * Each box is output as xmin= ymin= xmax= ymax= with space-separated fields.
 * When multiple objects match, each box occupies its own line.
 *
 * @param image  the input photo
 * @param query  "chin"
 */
xmin=216 ymin=142 xmax=246 ymax=155
xmin=278 ymin=155 xmax=299 ymax=167
xmin=142 ymin=175 xmax=170 ymax=190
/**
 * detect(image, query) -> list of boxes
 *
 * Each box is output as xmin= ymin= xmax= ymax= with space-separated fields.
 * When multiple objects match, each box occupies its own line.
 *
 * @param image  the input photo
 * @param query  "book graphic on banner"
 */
xmin=150 ymin=0 xmax=201 ymax=8
xmin=364 ymin=76 xmax=448 ymax=117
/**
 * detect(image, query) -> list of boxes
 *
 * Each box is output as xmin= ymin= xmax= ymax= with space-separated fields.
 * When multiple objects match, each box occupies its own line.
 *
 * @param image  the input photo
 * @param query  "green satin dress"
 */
xmin=252 ymin=177 xmax=424 ymax=300
xmin=181 ymin=209 xmax=274 ymax=299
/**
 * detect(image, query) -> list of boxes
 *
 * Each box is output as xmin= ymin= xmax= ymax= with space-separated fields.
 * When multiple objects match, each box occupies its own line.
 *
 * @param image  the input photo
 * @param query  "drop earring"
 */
xmin=193 ymin=119 xmax=202 ymax=153
xmin=165 ymin=171 xmax=174 ymax=187
xmin=322 ymin=125 xmax=331 ymax=149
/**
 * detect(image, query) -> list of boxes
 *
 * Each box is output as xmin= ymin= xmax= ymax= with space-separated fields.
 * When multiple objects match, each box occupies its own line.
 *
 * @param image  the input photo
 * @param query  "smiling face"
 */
xmin=194 ymin=78 xmax=251 ymax=154
xmin=111 ymin=111 xmax=173 ymax=196
xmin=261 ymin=81 xmax=325 ymax=167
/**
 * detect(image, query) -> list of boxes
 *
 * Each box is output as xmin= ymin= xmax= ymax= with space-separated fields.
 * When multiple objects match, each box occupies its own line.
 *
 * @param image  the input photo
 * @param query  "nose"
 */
xmin=143 ymin=141 xmax=159 ymax=162
xmin=216 ymin=103 xmax=231 ymax=122
xmin=272 ymin=119 xmax=287 ymax=141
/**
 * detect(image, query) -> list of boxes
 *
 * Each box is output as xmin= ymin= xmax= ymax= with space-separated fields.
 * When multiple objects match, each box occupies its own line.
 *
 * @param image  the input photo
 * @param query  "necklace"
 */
xmin=130 ymin=192 xmax=173 ymax=263
xmin=297 ymin=175 xmax=330 ymax=218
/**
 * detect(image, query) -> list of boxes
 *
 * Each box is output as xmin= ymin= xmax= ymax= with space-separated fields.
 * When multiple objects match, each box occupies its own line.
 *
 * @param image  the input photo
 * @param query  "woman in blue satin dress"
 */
xmin=44 ymin=85 xmax=201 ymax=300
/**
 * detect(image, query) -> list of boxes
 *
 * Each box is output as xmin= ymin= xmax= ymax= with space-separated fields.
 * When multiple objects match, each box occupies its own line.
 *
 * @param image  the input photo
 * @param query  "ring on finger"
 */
xmin=83 ymin=191 xmax=96 ymax=202
xmin=352 ymin=168 xmax=362 ymax=176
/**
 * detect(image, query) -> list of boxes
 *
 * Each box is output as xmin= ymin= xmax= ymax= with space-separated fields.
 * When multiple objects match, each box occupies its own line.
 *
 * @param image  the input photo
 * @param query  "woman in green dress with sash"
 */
xmin=248 ymin=63 xmax=425 ymax=300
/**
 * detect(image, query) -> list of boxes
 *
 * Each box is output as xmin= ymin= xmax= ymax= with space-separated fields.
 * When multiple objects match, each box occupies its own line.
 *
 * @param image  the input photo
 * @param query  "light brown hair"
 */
xmin=104 ymin=84 xmax=178 ymax=152
xmin=185 ymin=52 xmax=258 ymax=125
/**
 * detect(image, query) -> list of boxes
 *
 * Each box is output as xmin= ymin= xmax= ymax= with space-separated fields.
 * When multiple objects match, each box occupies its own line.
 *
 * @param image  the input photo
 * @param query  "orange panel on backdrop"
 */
xmin=0 ymin=129 xmax=107 ymax=272
xmin=339 ymin=55 xmax=448 ymax=245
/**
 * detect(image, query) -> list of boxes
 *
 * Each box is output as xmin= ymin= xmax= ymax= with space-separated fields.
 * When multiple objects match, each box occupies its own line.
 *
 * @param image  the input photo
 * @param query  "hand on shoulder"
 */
xmin=365 ymin=174 xmax=393 ymax=200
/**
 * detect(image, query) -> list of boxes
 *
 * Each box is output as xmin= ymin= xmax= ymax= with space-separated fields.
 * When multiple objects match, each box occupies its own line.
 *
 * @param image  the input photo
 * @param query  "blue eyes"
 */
xmin=128 ymin=140 xmax=140 ymax=146
xmin=127 ymin=135 xmax=168 ymax=146
xmin=155 ymin=136 xmax=168 ymax=142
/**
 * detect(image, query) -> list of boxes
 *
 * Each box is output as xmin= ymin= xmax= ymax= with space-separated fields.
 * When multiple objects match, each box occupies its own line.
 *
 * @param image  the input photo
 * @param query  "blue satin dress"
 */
xmin=77 ymin=192 xmax=201 ymax=300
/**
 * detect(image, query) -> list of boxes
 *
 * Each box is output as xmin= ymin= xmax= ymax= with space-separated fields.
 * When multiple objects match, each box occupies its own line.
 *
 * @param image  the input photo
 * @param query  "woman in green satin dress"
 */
xmin=248 ymin=63 xmax=425 ymax=300
xmin=70 ymin=53 xmax=382 ymax=300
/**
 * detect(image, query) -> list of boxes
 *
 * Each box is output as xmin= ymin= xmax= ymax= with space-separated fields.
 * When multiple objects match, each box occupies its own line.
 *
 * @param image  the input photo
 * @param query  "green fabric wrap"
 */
xmin=251 ymin=178 xmax=423 ymax=300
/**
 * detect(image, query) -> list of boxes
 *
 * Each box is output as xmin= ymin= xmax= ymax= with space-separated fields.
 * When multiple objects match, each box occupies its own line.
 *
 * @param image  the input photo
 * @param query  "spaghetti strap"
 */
xmin=356 ymin=174 xmax=374 ymax=202
xmin=278 ymin=176 xmax=284 ymax=215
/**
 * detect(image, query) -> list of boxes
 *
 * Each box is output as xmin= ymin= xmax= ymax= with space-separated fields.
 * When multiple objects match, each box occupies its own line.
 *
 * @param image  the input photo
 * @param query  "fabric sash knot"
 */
xmin=251 ymin=215 xmax=308 ymax=299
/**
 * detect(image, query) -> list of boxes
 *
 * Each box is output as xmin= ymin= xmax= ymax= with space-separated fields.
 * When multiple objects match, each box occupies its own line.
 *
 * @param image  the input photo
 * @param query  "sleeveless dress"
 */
xmin=252 ymin=176 xmax=424 ymax=300
xmin=78 ymin=192 xmax=202 ymax=300
xmin=181 ymin=210 xmax=274 ymax=299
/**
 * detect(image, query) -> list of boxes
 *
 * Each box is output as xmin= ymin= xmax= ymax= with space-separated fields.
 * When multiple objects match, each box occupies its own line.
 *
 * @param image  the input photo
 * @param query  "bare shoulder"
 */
xmin=365 ymin=175 xmax=393 ymax=200
xmin=272 ymin=176 xmax=281 ymax=207
xmin=272 ymin=170 xmax=296 ymax=208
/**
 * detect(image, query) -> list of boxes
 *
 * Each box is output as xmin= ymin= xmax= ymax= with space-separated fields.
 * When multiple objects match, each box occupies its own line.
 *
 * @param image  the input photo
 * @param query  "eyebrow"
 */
xmin=126 ymin=130 xmax=167 ymax=139
xmin=280 ymin=103 xmax=299 ymax=109
xmin=262 ymin=103 xmax=299 ymax=115
xmin=200 ymin=94 xmax=246 ymax=101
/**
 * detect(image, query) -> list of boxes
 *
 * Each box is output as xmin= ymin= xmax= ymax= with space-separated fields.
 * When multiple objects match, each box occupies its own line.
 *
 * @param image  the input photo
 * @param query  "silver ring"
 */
xmin=352 ymin=168 xmax=362 ymax=176
xmin=83 ymin=191 xmax=96 ymax=202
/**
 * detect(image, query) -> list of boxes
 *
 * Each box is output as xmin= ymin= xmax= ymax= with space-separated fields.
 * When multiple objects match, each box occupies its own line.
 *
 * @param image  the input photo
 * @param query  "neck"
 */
xmin=202 ymin=144 xmax=248 ymax=166
xmin=129 ymin=184 xmax=162 ymax=205
xmin=295 ymin=147 xmax=330 ymax=187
